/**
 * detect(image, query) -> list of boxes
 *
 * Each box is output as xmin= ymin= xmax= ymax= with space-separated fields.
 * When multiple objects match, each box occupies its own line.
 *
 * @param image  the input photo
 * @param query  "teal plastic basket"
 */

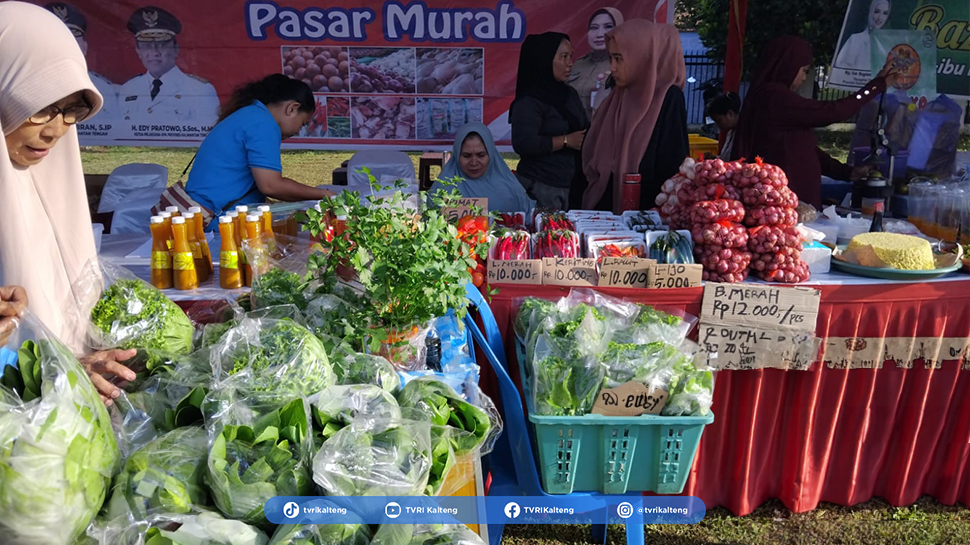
xmin=516 ymin=340 xmax=714 ymax=495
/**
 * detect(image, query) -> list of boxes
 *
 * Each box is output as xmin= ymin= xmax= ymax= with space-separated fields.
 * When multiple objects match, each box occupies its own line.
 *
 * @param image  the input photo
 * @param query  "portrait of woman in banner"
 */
xmin=834 ymin=0 xmax=892 ymax=72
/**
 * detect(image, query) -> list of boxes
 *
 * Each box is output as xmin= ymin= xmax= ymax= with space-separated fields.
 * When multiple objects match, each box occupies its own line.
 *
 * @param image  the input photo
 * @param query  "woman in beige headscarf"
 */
xmin=581 ymin=19 xmax=689 ymax=211
xmin=568 ymin=7 xmax=624 ymax=121
xmin=0 ymin=1 xmax=135 ymax=404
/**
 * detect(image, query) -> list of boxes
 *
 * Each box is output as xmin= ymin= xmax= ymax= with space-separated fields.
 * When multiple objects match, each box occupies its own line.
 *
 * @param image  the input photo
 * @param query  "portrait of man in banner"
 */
xmin=118 ymin=5 xmax=219 ymax=130
xmin=44 ymin=2 xmax=119 ymax=122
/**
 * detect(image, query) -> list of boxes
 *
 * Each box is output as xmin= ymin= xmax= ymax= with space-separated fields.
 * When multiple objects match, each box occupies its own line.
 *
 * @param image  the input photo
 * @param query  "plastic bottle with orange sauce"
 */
xmin=159 ymin=211 xmax=174 ymax=251
xmin=165 ymin=206 xmax=181 ymax=217
xmin=244 ymin=214 xmax=262 ymax=287
xmin=189 ymin=206 xmax=214 ymax=280
xmin=149 ymin=215 xmax=173 ymax=289
xmin=170 ymin=217 xmax=199 ymax=290
xmin=258 ymin=205 xmax=274 ymax=237
xmin=183 ymin=212 xmax=209 ymax=282
xmin=218 ymin=216 xmax=243 ymax=289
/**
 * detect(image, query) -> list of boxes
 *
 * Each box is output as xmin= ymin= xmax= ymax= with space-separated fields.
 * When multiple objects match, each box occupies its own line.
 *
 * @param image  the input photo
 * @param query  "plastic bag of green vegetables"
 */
xmin=611 ymin=304 xmax=697 ymax=347
xmin=199 ymin=304 xmax=307 ymax=349
xmin=88 ymin=510 xmax=269 ymax=545
xmin=251 ymin=268 xmax=311 ymax=311
xmin=312 ymin=417 xmax=432 ymax=497
xmin=512 ymin=297 xmax=557 ymax=342
xmin=105 ymin=427 xmax=210 ymax=521
xmin=310 ymin=384 xmax=401 ymax=442
xmin=661 ymin=340 xmax=715 ymax=417
xmin=211 ymin=317 xmax=334 ymax=396
xmin=397 ymin=377 xmax=501 ymax=456
xmin=205 ymin=394 xmax=314 ymax=529
xmin=0 ymin=313 xmax=120 ymax=545
xmin=243 ymin=233 xmax=316 ymax=312
xmin=75 ymin=261 xmax=195 ymax=357
xmin=529 ymin=329 xmax=606 ymax=416
xmin=371 ymin=524 xmax=486 ymax=545
xmin=599 ymin=341 xmax=685 ymax=390
xmin=332 ymin=351 xmax=401 ymax=393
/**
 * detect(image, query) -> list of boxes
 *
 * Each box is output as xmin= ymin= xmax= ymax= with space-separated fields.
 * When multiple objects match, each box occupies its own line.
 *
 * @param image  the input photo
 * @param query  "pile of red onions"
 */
xmin=740 ymin=159 xmax=810 ymax=283
xmin=689 ymin=196 xmax=750 ymax=283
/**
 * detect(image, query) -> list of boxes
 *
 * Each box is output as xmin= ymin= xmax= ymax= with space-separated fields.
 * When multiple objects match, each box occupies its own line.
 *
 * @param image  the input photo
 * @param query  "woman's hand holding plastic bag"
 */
xmin=0 ymin=285 xmax=27 ymax=347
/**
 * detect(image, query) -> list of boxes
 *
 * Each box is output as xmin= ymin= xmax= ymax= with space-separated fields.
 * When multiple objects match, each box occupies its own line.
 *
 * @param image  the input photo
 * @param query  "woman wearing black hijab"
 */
xmin=510 ymin=32 xmax=590 ymax=210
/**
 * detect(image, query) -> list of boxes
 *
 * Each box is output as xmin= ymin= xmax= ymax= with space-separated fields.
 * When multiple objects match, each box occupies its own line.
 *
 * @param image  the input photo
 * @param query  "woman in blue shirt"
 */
xmin=186 ymin=74 xmax=332 ymax=221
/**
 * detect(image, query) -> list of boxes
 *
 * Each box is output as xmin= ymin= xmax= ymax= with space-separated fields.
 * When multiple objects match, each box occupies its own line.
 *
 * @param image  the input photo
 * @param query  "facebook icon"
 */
xmin=504 ymin=502 xmax=521 ymax=519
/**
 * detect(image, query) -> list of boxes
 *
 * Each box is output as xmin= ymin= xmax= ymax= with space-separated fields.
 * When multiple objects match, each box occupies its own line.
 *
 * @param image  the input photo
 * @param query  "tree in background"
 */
xmin=677 ymin=0 xmax=850 ymax=78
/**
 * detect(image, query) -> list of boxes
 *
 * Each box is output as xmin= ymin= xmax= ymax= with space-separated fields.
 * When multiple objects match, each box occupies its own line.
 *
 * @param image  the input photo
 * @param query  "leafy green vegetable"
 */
xmin=252 ymin=268 xmax=310 ymax=311
xmin=310 ymin=385 xmax=401 ymax=442
xmin=397 ymin=378 xmax=492 ymax=454
xmin=531 ymin=355 xmax=604 ymax=416
xmin=206 ymin=398 xmax=314 ymax=529
xmin=142 ymin=511 xmax=269 ymax=545
xmin=90 ymin=279 xmax=194 ymax=355
xmin=106 ymin=427 xmax=210 ymax=521
xmin=332 ymin=352 xmax=401 ymax=393
xmin=600 ymin=341 xmax=689 ymax=390
xmin=662 ymin=354 xmax=715 ymax=417
xmin=220 ymin=319 xmax=334 ymax=396
xmin=269 ymin=520 xmax=370 ymax=545
xmin=312 ymin=418 xmax=432 ymax=497
xmin=0 ymin=338 xmax=120 ymax=545
xmin=513 ymin=298 xmax=556 ymax=340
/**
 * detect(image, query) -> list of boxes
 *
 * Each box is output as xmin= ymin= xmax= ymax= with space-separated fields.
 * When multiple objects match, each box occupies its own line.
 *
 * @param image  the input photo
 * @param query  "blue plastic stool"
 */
xmin=463 ymin=285 xmax=645 ymax=545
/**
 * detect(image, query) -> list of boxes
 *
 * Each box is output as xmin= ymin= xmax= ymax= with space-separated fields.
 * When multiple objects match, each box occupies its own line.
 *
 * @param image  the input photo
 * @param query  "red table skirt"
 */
xmin=483 ymin=280 xmax=970 ymax=516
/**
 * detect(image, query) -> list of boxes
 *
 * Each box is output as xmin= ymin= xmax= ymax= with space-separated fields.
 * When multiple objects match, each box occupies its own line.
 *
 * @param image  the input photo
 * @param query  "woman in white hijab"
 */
xmin=0 ymin=1 xmax=135 ymax=405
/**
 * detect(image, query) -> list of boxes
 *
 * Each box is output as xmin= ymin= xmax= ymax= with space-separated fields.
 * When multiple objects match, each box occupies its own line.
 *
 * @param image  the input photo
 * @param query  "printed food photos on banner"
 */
xmin=416 ymin=98 xmax=484 ymax=140
xmin=326 ymin=96 xmax=351 ymax=139
xmin=351 ymin=96 xmax=416 ymax=140
xmin=416 ymin=48 xmax=484 ymax=95
xmin=293 ymin=95 xmax=328 ymax=139
xmin=349 ymin=47 xmax=416 ymax=94
xmin=281 ymin=46 xmax=350 ymax=93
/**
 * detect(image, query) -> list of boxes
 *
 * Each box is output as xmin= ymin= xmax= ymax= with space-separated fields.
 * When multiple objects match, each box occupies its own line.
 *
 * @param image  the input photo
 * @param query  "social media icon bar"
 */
xmin=504 ymin=501 xmax=521 ymax=519
xmin=385 ymin=502 xmax=402 ymax=519
xmin=283 ymin=501 xmax=300 ymax=519
xmin=617 ymin=502 xmax=634 ymax=519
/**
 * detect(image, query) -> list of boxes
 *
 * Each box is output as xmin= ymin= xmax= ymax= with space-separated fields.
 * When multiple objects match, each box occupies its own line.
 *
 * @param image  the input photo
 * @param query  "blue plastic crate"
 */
xmin=516 ymin=340 xmax=713 ymax=495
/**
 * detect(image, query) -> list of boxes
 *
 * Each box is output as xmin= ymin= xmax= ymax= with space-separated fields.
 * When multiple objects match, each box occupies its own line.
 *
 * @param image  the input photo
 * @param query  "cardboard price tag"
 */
xmin=700 ymin=283 xmax=820 ymax=330
xmin=650 ymin=264 xmax=703 ymax=289
xmin=698 ymin=323 xmax=819 ymax=371
xmin=486 ymin=259 xmax=542 ymax=285
xmin=541 ymin=258 xmax=597 ymax=287
xmin=598 ymin=257 xmax=654 ymax=288
xmin=591 ymin=382 xmax=668 ymax=416
xmin=442 ymin=198 xmax=488 ymax=223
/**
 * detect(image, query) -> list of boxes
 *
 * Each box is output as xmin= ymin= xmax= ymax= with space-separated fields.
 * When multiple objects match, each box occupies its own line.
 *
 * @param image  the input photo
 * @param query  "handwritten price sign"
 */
xmin=441 ymin=198 xmax=488 ymax=223
xmin=541 ymin=258 xmax=597 ymax=287
xmin=649 ymin=264 xmax=703 ymax=289
xmin=486 ymin=259 xmax=542 ymax=285
xmin=701 ymin=284 xmax=820 ymax=329
xmin=591 ymin=382 xmax=668 ymax=416
xmin=598 ymin=257 xmax=653 ymax=288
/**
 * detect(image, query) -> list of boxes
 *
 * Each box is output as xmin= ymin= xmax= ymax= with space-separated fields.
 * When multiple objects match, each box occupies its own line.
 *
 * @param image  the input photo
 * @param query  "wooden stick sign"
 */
xmin=591 ymin=382 xmax=668 ymax=416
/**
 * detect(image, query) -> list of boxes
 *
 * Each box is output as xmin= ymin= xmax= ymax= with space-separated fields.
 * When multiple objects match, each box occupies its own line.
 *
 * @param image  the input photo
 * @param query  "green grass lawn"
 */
xmin=80 ymin=146 xmax=521 ymax=186
xmin=502 ymin=497 xmax=970 ymax=544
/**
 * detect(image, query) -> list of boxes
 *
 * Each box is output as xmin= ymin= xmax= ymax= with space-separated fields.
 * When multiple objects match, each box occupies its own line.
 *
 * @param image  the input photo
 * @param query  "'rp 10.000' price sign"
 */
xmin=598 ymin=257 xmax=654 ymax=288
xmin=486 ymin=260 xmax=542 ymax=285
xmin=542 ymin=258 xmax=597 ymax=287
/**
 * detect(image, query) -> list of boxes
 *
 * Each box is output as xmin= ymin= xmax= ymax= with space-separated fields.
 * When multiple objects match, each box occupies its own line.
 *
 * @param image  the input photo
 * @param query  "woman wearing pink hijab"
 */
xmin=581 ymin=19 xmax=689 ymax=211
xmin=0 ymin=1 xmax=136 ymax=405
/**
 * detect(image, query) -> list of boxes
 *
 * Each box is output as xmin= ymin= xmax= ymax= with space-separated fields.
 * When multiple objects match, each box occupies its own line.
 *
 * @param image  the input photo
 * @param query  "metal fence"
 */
xmin=683 ymin=49 xmax=723 ymax=125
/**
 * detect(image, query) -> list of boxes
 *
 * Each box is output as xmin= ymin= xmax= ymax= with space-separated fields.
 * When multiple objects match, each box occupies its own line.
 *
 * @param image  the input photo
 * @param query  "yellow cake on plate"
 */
xmin=845 ymin=232 xmax=935 ymax=270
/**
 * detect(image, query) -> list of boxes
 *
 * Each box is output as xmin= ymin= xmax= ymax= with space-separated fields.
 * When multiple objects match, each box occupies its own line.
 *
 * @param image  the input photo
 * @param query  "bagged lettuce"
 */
xmin=313 ymin=417 xmax=432 ymax=497
xmin=396 ymin=377 xmax=501 ymax=456
xmin=205 ymin=395 xmax=314 ymax=529
xmin=105 ymin=427 xmax=210 ymax=521
xmin=0 ymin=313 xmax=120 ymax=545
xmin=212 ymin=318 xmax=334 ymax=396
xmin=310 ymin=384 xmax=401 ymax=441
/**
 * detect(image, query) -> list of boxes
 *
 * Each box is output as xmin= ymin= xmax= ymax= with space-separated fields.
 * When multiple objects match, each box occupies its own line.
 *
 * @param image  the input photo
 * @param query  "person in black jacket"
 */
xmin=510 ymin=32 xmax=590 ymax=210
xmin=581 ymin=19 xmax=689 ymax=211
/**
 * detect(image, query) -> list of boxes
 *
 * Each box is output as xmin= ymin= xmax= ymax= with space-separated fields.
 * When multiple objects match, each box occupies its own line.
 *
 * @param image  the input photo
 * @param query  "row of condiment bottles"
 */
xmin=149 ymin=204 xmax=274 ymax=290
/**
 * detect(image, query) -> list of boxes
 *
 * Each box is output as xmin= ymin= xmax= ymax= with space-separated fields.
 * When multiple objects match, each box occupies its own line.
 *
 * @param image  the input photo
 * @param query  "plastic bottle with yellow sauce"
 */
xmin=149 ymin=215 xmax=173 ymax=289
xmin=159 ymin=211 xmax=174 ymax=251
xmin=183 ymin=212 xmax=209 ymax=282
xmin=244 ymin=214 xmax=262 ymax=287
xmin=189 ymin=206 xmax=215 ymax=280
xmin=232 ymin=208 xmax=248 ymax=275
xmin=258 ymin=205 xmax=274 ymax=237
xmin=170 ymin=216 xmax=199 ymax=290
xmin=218 ymin=216 xmax=243 ymax=289
xmin=165 ymin=206 xmax=181 ymax=217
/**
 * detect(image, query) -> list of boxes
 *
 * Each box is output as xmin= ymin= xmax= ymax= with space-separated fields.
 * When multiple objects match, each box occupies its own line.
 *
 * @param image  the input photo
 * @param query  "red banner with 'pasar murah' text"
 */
xmin=32 ymin=0 xmax=670 ymax=148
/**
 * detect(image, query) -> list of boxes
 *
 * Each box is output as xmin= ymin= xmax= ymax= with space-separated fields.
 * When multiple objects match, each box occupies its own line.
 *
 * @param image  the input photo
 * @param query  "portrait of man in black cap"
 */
xmin=44 ymin=2 xmax=119 ymax=121
xmin=118 ymin=5 xmax=219 ymax=128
